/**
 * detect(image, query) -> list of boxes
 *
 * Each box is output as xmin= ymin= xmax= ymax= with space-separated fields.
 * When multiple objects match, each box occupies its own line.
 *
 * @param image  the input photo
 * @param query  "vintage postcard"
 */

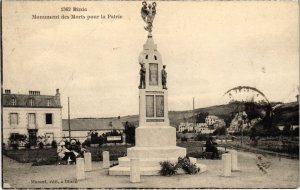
xmin=1 ymin=0 xmax=299 ymax=189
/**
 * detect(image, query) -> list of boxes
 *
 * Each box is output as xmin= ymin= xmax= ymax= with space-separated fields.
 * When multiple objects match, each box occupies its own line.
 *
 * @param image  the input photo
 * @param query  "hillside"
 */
xmin=118 ymin=101 xmax=299 ymax=128
xmin=272 ymin=101 xmax=299 ymax=125
xmin=76 ymin=101 xmax=298 ymax=129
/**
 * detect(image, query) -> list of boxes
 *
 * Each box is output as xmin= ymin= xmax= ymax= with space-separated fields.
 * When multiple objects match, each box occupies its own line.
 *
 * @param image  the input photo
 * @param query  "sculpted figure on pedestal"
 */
xmin=162 ymin=65 xmax=167 ymax=89
xmin=139 ymin=63 xmax=146 ymax=89
xmin=141 ymin=1 xmax=156 ymax=33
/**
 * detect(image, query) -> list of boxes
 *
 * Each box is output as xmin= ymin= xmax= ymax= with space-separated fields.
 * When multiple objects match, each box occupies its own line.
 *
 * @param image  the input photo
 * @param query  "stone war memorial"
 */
xmin=109 ymin=1 xmax=207 ymax=176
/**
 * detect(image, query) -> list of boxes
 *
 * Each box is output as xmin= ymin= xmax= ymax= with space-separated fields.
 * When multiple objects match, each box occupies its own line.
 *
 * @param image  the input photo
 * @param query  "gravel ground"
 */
xmin=3 ymin=151 xmax=299 ymax=188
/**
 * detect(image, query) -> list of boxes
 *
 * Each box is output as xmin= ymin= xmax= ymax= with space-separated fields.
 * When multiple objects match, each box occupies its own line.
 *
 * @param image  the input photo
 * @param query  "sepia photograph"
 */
xmin=1 ymin=0 xmax=299 ymax=188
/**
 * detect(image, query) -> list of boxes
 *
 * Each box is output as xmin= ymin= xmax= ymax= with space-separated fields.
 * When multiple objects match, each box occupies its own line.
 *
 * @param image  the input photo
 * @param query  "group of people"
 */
xmin=57 ymin=139 xmax=86 ymax=164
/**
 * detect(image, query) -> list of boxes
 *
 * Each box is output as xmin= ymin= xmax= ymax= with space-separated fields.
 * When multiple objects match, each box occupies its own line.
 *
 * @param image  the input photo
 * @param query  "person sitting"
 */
xmin=68 ymin=139 xmax=85 ymax=163
xmin=205 ymin=136 xmax=219 ymax=159
xmin=57 ymin=141 xmax=71 ymax=164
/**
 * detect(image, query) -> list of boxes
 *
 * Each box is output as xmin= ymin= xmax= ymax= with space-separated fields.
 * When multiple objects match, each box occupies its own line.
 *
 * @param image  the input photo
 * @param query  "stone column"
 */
xmin=122 ymin=133 xmax=126 ymax=145
xmin=130 ymin=158 xmax=140 ymax=183
xmin=229 ymin=150 xmax=238 ymax=171
xmin=103 ymin=151 xmax=110 ymax=169
xmin=84 ymin=152 xmax=92 ymax=172
xmin=222 ymin=153 xmax=231 ymax=177
xmin=76 ymin=158 xmax=85 ymax=180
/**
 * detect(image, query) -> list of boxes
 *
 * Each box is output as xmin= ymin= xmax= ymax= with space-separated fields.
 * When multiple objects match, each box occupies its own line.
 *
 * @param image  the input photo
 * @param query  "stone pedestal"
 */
xmin=130 ymin=158 xmax=141 ymax=182
xmin=76 ymin=158 xmax=85 ymax=180
xmin=229 ymin=150 xmax=238 ymax=171
xmin=84 ymin=152 xmax=92 ymax=172
xmin=222 ymin=153 xmax=231 ymax=177
xmin=103 ymin=151 xmax=110 ymax=169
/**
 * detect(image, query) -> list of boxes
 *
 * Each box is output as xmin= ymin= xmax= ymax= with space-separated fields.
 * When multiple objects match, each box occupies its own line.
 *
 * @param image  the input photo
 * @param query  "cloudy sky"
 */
xmin=3 ymin=1 xmax=299 ymax=119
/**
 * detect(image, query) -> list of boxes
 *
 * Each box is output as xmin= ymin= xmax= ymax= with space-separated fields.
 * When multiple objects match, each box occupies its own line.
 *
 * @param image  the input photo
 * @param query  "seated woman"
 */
xmin=205 ymin=136 xmax=219 ymax=159
xmin=69 ymin=139 xmax=85 ymax=162
xmin=57 ymin=141 xmax=76 ymax=164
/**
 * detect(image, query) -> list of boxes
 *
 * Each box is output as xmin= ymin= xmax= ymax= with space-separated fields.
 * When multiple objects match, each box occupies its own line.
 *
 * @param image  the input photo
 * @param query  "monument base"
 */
xmin=109 ymin=154 xmax=208 ymax=176
xmin=109 ymin=129 xmax=208 ymax=175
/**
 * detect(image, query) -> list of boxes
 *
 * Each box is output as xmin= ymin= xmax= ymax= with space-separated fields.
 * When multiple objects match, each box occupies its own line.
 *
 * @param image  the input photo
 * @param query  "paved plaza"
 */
xmin=3 ymin=151 xmax=299 ymax=188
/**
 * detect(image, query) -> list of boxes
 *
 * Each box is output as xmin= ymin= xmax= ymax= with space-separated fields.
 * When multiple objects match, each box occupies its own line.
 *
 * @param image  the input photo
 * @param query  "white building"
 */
xmin=178 ymin=122 xmax=214 ymax=134
xmin=178 ymin=122 xmax=194 ymax=132
xmin=205 ymin=115 xmax=226 ymax=128
xmin=3 ymin=89 xmax=63 ymax=146
xmin=194 ymin=123 xmax=214 ymax=134
xmin=205 ymin=115 xmax=219 ymax=126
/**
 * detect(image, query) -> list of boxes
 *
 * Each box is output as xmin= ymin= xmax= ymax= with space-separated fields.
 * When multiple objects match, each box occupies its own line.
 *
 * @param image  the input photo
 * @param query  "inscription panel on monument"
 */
xmin=156 ymin=95 xmax=164 ymax=117
xmin=146 ymin=95 xmax=154 ymax=117
xmin=149 ymin=63 xmax=158 ymax=85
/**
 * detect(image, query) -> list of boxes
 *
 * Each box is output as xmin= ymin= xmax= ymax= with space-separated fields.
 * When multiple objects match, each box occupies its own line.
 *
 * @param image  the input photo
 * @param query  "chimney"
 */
xmin=29 ymin=91 xmax=40 ymax=95
xmin=56 ymin=88 xmax=60 ymax=96
xmin=5 ymin=89 xmax=11 ymax=94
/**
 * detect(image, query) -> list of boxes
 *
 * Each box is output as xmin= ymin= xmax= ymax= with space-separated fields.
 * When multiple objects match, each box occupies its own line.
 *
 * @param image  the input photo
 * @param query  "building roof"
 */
xmin=62 ymin=118 xmax=124 ymax=131
xmin=3 ymin=93 xmax=61 ymax=108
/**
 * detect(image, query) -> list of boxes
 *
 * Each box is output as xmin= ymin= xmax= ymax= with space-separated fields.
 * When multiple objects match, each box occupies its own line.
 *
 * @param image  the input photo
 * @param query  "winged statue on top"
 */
xmin=141 ymin=1 xmax=157 ymax=33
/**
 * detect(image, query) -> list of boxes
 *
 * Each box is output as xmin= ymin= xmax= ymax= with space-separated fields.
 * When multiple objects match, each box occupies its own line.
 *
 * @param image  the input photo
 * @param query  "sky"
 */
xmin=2 ymin=1 xmax=299 ymax=119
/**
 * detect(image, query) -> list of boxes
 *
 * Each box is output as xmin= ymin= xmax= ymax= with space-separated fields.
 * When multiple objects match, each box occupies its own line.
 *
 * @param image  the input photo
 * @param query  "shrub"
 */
xmin=12 ymin=143 xmax=19 ymax=150
xmin=25 ymin=143 xmax=30 ymax=149
xmin=177 ymin=156 xmax=200 ymax=174
xmin=181 ymin=137 xmax=187 ymax=141
xmin=82 ymin=139 xmax=91 ymax=147
xmin=51 ymin=140 xmax=57 ymax=148
xmin=38 ymin=142 xmax=44 ymax=149
xmin=159 ymin=161 xmax=178 ymax=176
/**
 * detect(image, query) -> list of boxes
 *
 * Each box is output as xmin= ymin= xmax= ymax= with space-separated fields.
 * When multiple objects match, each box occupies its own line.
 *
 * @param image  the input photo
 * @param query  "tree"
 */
xmin=212 ymin=126 xmax=226 ymax=136
xmin=195 ymin=112 xmax=209 ymax=123
xmin=124 ymin=121 xmax=136 ymax=145
xmin=282 ymin=124 xmax=291 ymax=136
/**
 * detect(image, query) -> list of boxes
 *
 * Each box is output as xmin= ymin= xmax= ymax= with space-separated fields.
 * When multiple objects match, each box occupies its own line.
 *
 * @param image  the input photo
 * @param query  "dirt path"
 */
xmin=2 ymin=151 xmax=299 ymax=188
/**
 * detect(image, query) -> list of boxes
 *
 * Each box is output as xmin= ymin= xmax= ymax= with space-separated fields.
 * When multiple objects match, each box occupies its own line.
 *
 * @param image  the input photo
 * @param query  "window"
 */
xmin=154 ymin=55 xmax=157 ymax=60
xmin=45 ymin=113 xmax=53 ymax=124
xmin=145 ymin=55 xmax=148 ymax=59
xmin=47 ymin=99 xmax=51 ymax=106
xmin=10 ymin=113 xmax=18 ymax=125
xmin=11 ymin=98 xmax=16 ymax=106
xmin=29 ymin=99 xmax=34 ymax=106
xmin=28 ymin=113 xmax=36 ymax=129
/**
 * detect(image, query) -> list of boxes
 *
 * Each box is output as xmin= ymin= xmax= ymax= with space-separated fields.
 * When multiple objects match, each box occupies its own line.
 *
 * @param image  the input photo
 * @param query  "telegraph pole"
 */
xmin=68 ymin=97 xmax=71 ymax=142
xmin=193 ymin=97 xmax=195 ymax=131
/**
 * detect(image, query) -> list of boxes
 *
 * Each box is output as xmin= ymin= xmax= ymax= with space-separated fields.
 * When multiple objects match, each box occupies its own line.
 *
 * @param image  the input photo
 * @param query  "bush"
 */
xmin=38 ymin=142 xmax=44 ymax=149
xmin=177 ymin=156 xmax=200 ymax=174
xmin=181 ymin=137 xmax=187 ymax=141
xmin=82 ymin=139 xmax=91 ymax=147
xmin=159 ymin=161 xmax=178 ymax=176
xmin=51 ymin=140 xmax=57 ymax=148
xmin=159 ymin=156 xmax=200 ymax=176
xmin=12 ymin=143 xmax=19 ymax=150
xmin=25 ymin=143 xmax=30 ymax=149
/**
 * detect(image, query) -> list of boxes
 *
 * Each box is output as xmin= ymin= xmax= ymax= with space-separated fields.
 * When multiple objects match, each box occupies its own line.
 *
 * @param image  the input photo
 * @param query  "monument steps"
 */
xmin=118 ymin=156 xmax=178 ymax=167
xmin=127 ymin=146 xmax=187 ymax=159
xmin=109 ymin=162 xmax=208 ymax=176
xmin=109 ymin=165 xmax=161 ymax=176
